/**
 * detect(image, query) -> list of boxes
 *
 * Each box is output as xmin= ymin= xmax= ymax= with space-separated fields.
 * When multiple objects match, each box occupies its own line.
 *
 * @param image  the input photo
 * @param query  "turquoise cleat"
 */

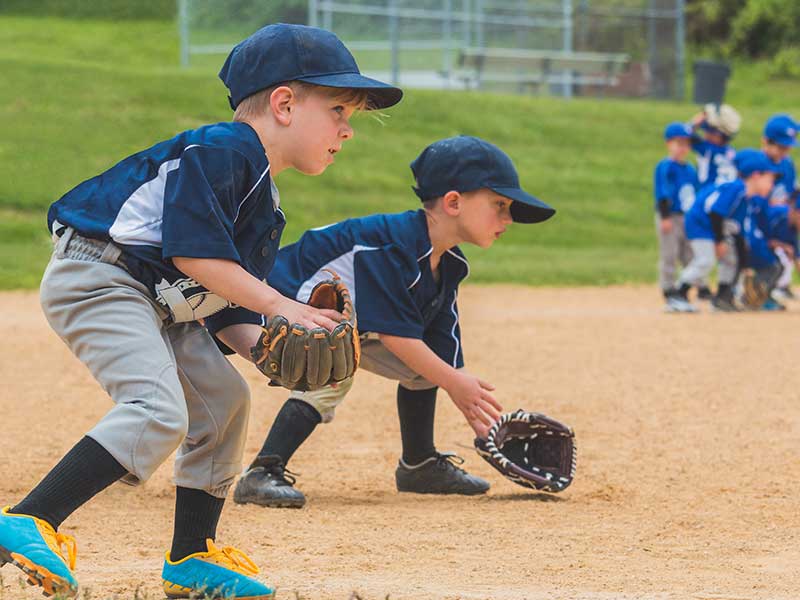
xmin=0 ymin=505 xmax=79 ymax=598
xmin=162 ymin=539 xmax=275 ymax=599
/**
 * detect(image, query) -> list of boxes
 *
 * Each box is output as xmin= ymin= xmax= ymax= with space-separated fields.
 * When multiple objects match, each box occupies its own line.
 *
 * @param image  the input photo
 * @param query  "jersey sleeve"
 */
xmin=653 ymin=161 xmax=674 ymax=205
xmin=162 ymin=145 xmax=252 ymax=262
xmin=354 ymin=245 xmax=424 ymax=338
xmin=422 ymin=290 xmax=464 ymax=369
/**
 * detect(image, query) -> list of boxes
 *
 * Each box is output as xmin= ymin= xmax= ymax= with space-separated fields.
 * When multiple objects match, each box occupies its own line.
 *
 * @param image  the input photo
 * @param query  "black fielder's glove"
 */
xmin=250 ymin=270 xmax=360 ymax=391
xmin=475 ymin=409 xmax=577 ymax=492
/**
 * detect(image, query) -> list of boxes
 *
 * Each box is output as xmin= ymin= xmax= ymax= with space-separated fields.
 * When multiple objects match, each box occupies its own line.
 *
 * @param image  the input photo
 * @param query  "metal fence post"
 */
xmin=562 ymin=0 xmax=573 ymax=98
xmin=676 ymin=0 xmax=685 ymax=100
xmin=389 ymin=0 xmax=400 ymax=86
xmin=178 ymin=0 xmax=189 ymax=68
xmin=443 ymin=0 xmax=453 ymax=86
xmin=308 ymin=0 xmax=318 ymax=27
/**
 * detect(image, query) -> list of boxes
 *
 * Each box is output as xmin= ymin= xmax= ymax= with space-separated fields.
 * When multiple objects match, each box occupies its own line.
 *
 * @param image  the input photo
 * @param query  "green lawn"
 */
xmin=2 ymin=16 xmax=799 ymax=289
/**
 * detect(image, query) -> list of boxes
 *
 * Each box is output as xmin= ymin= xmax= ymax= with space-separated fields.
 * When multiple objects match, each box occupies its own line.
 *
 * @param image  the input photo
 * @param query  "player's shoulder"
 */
xmin=181 ymin=122 xmax=268 ymax=171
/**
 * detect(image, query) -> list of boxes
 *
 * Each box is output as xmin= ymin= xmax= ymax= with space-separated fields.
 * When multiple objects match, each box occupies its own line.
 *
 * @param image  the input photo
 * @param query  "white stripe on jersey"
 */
xmin=448 ymin=290 xmax=460 ymax=367
xmin=408 ymin=246 xmax=434 ymax=290
xmin=108 ymin=153 xmax=186 ymax=246
xmin=294 ymin=245 xmax=379 ymax=306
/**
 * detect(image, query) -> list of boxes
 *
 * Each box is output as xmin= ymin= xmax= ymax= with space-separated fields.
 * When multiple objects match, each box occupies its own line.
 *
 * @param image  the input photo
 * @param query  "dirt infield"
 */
xmin=1 ymin=286 xmax=798 ymax=600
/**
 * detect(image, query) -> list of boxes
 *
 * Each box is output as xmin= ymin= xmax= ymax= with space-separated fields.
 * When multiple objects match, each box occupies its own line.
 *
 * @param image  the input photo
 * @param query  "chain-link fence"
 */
xmin=179 ymin=0 xmax=685 ymax=99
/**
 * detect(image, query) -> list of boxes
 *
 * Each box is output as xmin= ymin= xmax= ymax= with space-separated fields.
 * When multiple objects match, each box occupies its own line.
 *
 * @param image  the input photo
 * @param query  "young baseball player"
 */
xmin=690 ymin=104 xmax=741 ymax=191
xmin=0 ymin=24 xmax=401 ymax=599
xmin=761 ymin=114 xmax=799 ymax=300
xmin=745 ymin=200 xmax=798 ymax=310
xmin=654 ymin=122 xmax=700 ymax=312
xmin=676 ymin=149 xmax=780 ymax=312
xmin=220 ymin=136 xmax=555 ymax=509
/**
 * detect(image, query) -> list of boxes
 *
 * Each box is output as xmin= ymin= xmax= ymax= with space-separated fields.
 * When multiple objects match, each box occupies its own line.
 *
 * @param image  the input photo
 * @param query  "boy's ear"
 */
xmin=270 ymin=86 xmax=295 ymax=126
xmin=441 ymin=190 xmax=462 ymax=216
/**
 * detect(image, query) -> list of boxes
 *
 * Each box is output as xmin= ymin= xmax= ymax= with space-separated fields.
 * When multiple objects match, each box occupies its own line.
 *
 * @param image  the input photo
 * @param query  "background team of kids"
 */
xmin=655 ymin=106 xmax=799 ymax=312
xmin=0 ymin=23 xmax=555 ymax=600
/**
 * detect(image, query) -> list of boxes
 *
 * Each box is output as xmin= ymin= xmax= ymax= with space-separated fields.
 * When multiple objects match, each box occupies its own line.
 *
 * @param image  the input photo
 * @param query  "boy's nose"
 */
xmin=341 ymin=121 xmax=354 ymax=140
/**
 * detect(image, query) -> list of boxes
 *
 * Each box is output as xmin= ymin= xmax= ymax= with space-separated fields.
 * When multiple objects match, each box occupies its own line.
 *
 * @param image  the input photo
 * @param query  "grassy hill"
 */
xmin=2 ymin=16 xmax=799 ymax=289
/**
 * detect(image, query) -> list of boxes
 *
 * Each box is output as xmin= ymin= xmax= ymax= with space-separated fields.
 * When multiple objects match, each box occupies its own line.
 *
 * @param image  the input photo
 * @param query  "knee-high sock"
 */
xmin=396 ymin=385 xmax=437 ymax=465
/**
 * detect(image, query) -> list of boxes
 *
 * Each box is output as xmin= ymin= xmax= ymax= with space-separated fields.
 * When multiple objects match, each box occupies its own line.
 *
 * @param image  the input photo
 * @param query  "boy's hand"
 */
xmin=445 ymin=372 xmax=503 ymax=438
xmin=715 ymin=241 xmax=728 ymax=259
xmin=660 ymin=218 xmax=673 ymax=234
xmin=271 ymin=296 xmax=343 ymax=332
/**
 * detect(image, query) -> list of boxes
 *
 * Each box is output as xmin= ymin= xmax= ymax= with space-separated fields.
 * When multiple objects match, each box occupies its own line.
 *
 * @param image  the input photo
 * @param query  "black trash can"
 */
xmin=693 ymin=60 xmax=731 ymax=105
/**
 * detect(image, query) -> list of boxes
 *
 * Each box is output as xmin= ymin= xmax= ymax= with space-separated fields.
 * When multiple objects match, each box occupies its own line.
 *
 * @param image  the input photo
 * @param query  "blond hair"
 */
xmin=233 ymin=81 xmax=370 ymax=122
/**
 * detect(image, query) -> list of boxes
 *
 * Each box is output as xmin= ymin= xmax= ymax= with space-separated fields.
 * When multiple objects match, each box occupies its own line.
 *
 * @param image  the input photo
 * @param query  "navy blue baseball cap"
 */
xmin=763 ymin=114 xmax=798 ymax=147
xmin=219 ymin=24 xmax=403 ymax=110
xmin=734 ymin=149 xmax=783 ymax=178
xmin=410 ymin=136 xmax=555 ymax=224
xmin=664 ymin=122 xmax=692 ymax=140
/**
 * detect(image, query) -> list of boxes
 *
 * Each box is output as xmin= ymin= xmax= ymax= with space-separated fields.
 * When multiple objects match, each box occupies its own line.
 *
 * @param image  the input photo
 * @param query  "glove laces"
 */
xmin=205 ymin=540 xmax=260 ymax=576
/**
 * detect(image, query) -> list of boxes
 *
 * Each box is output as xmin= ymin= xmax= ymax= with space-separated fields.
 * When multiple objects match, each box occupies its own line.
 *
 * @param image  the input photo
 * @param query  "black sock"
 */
xmin=397 ymin=385 xmax=437 ymax=465
xmin=255 ymin=398 xmax=321 ymax=467
xmin=716 ymin=283 xmax=732 ymax=300
xmin=678 ymin=283 xmax=691 ymax=299
xmin=170 ymin=487 xmax=225 ymax=562
xmin=11 ymin=436 xmax=127 ymax=530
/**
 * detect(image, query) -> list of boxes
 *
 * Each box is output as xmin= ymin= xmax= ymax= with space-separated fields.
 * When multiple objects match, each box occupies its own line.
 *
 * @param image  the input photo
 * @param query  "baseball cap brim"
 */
xmin=298 ymin=72 xmax=403 ymax=109
xmin=491 ymin=186 xmax=556 ymax=224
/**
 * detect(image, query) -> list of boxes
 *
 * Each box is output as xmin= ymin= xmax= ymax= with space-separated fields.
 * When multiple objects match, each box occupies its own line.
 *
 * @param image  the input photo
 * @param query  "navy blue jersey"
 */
xmin=692 ymin=139 xmax=737 ymax=188
xmin=653 ymin=158 xmax=698 ymax=213
xmin=209 ymin=209 xmax=469 ymax=368
xmin=746 ymin=202 xmax=798 ymax=268
xmin=47 ymin=122 xmax=285 ymax=322
xmin=685 ymin=179 xmax=748 ymax=240
xmin=770 ymin=156 xmax=797 ymax=205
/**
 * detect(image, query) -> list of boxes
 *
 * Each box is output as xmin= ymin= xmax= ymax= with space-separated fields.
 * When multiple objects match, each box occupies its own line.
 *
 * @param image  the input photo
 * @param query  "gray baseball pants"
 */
xmin=656 ymin=214 xmax=694 ymax=291
xmin=678 ymin=238 xmax=738 ymax=288
xmin=39 ymin=230 xmax=249 ymax=498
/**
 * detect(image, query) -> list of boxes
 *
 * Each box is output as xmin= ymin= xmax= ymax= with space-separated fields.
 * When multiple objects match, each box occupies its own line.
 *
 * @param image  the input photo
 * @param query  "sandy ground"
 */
xmin=1 ymin=286 xmax=799 ymax=600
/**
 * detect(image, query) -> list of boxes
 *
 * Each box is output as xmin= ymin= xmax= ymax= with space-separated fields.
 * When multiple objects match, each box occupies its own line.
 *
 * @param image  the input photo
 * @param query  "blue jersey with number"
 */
xmin=747 ymin=202 xmax=798 ymax=268
xmin=685 ymin=179 xmax=748 ymax=240
xmin=47 ymin=122 xmax=285 ymax=324
xmin=653 ymin=158 xmax=698 ymax=213
xmin=692 ymin=139 xmax=737 ymax=189
xmin=770 ymin=157 xmax=797 ymax=205
xmin=208 ymin=209 xmax=469 ymax=368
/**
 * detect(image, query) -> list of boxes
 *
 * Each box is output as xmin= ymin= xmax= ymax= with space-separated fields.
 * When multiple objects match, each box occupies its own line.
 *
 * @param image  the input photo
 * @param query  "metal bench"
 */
xmin=457 ymin=47 xmax=630 ymax=96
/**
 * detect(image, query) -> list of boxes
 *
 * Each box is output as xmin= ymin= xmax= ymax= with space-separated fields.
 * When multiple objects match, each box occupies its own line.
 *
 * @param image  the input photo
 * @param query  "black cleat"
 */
xmin=697 ymin=286 xmax=713 ymax=301
xmin=711 ymin=296 xmax=740 ymax=312
xmin=395 ymin=452 xmax=489 ymax=495
xmin=233 ymin=455 xmax=306 ymax=508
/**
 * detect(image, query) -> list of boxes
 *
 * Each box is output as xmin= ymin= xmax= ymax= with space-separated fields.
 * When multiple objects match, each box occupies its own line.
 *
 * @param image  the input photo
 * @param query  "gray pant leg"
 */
xmin=40 ymin=251 xmax=188 ymax=486
xmin=169 ymin=323 xmax=251 ymax=498
xmin=717 ymin=236 xmax=739 ymax=286
xmin=679 ymin=239 xmax=716 ymax=287
xmin=656 ymin=214 xmax=681 ymax=292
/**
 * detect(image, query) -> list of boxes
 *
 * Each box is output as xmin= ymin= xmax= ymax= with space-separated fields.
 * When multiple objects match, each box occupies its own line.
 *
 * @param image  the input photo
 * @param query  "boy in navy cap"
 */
xmin=654 ymin=122 xmax=700 ymax=312
xmin=223 ymin=136 xmax=555 ymax=508
xmin=677 ymin=149 xmax=780 ymax=312
xmin=0 ymin=24 xmax=401 ymax=599
xmin=761 ymin=114 xmax=799 ymax=300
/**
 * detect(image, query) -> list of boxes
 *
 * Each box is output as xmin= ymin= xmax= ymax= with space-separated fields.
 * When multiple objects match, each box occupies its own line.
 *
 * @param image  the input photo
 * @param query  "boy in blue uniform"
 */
xmin=677 ymin=149 xmax=780 ymax=312
xmin=654 ymin=122 xmax=701 ymax=312
xmin=746 ymin=201 xmax=798 ymax=310
xmin=222 ymin=136 xmax=555 ymax=508
xmin=761 ymin=114 xmax=799 ymax=299
xmin=0 ymin=24 xmax=401 ymax=599
xmin=690 ymin=104 xmax=741 ymax=190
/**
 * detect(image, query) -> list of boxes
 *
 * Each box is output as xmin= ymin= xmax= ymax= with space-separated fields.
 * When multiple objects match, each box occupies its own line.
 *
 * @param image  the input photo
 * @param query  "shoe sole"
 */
xmin=233 ymin=494 xmax=305 ymax=509
xmin=396 ymin=486 xmax=489 ymax=496
xmin=164 ymin=580 xmax=275 ymax=599
xmin=0 ymin=544 xmax=77 ymax=598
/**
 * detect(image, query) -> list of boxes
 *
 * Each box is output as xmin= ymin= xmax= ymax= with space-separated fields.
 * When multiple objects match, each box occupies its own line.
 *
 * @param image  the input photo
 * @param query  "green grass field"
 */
xmin=2 ymin=15 xmax=799 ymax=289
